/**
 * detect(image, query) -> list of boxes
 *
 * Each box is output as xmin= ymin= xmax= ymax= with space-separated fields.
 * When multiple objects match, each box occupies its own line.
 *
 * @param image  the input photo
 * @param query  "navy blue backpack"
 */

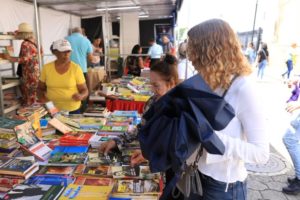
xmin=138 ymin=74 xmax=236 ymax=199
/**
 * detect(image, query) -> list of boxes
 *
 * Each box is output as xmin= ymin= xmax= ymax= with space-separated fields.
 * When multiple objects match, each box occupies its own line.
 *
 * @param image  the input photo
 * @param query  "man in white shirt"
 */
xmin=177 ymin=42 xmax=196 ymax=81
xmin=147 ymin=38 xmax=163 ymax=67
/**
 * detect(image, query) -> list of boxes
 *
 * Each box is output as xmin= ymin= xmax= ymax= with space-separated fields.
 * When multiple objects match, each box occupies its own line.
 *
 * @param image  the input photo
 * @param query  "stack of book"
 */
xmin=17 ymin=104 xmax=48 ymax=120
xmin=83 ymin=106 xmax=109 ymax=117
xmin=0 ymin=133 xmax=19 ymax=156
xmin=0 ymin=156 xmax=39 ymax=192
xmin=73 ymin=117 xmax=106 ymax=131
xmin=0 ymin=117 xmax=24 ymax=156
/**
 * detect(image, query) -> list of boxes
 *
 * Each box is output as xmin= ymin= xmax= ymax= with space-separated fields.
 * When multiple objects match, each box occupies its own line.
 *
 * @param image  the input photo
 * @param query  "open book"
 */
xmin=14 ymin=121 xmax=52 ymax=161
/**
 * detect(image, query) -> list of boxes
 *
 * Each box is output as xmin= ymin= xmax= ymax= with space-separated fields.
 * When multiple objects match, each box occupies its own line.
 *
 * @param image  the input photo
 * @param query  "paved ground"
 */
xmin=246 ymin=66 xmax=300 ymax=200
xmin=247 ymin=146 xmax=300 ymax=200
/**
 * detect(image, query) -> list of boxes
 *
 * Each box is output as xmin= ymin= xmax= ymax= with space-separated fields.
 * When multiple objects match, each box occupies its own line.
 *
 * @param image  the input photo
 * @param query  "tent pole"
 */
xmin=33 ymin=0 xmax=43 ymax=69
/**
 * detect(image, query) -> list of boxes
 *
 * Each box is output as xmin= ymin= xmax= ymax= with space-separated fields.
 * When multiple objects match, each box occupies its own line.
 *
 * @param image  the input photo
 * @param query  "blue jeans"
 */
xmin=282 ymin=60 xmax=293 ymax=79
xmin=199 ymin=173 xmax=247 ymax=200
xmin=283 ymin=127 xmax=300 ymax=179
xmin=257 ymin=60 xmax=267 ymax=79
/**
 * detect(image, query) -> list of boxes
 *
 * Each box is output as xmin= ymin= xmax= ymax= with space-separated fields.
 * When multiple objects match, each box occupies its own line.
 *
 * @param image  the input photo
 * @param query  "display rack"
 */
xmin=0 ymin=35 xmax=20 ymax=116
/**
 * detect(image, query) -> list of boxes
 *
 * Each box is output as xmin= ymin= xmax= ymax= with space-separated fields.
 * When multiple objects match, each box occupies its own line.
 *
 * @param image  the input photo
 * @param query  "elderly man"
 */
xmin=66 ymin=27 xmax=97 ymax=77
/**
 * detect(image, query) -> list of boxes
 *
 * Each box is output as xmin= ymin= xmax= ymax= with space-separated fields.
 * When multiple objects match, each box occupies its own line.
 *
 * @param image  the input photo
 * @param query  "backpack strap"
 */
xmin=222 ymin=75 xmax=238 ymax=98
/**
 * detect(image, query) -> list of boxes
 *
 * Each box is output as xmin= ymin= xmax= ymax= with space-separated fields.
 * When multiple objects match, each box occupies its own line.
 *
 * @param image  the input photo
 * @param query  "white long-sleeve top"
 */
xmin=195 ymin=76 xmax=269 ymax=183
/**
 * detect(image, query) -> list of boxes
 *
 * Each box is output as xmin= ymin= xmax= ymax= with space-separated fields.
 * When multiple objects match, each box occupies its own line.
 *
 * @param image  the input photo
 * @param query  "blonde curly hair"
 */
xmin=187 ymin=19 xmax=251 ymax=90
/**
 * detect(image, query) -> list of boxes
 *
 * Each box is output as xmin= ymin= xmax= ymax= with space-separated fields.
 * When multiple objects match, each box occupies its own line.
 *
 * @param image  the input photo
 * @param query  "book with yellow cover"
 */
xmin=59 ymin=184 xmax=113 ymax=200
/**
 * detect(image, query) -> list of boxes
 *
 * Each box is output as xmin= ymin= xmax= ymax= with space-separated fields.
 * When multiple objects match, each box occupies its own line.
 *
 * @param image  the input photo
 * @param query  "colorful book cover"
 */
xmin=116 ymin=179 xmax=161 ymax=194
xmin=14 ymin=122 xmax=52 ymax=161
xmin=111 ymin=166 xmax=139 ymax=179
xmin=0 ymin=117 xmax=25 ymax=131
xmin=139 ymin=166 xmax=161 ymax=180
xmin=96 ymin=131 xmax=125 ymax=136
xmin=59 ymin=133 xmax=93 ymax=144
xmin=97 ymin=152 xmax=120 ymax=165
xmin=26 ymin=175 xmax=74 ymax=187
xmin=74 ymin=164 xmax=112 ymax=177
xmin=5 ymin=184 xmax=65 ymax=200
xmin=0 ymin=158 xmax=38 ymax=177
xmin=107 ymin=116 xmax=133 ymax=123
xmin=52 ymin=146 xmax=89 ymax=154
xmin=48 ymin=118 xmax=74 ymax=134
xmin=111 ymin=110 xmax=138 ymax=118
xmin=55 ymin=114 xmax=80 ymax=129
xmin=0 ymin=177 xmax=24 ymax=190
xmin=86 ymin=152 xmax=120 ymax=166
xmin=74 ymin=176 xmax=113 ymax=186
xmin=0 ymin=132 xmax=16 ymax=141
xmin=59 ymin=184 xmax=113 ymax=200
xmin=99 ymin=125 xmax=128 ymax=132
xmin=37 ymin=165 xmax=75 ymax=176
xmin=48 ymin=152 xmax=87 ymax=165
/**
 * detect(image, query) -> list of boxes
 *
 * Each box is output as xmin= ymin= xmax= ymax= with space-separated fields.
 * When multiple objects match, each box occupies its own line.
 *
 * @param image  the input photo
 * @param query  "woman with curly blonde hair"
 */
xmin=186 ymin=19 xmax=269 ymax=200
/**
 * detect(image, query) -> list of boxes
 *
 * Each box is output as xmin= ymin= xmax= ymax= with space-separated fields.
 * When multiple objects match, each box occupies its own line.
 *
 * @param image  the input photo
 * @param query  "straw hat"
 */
xmin=18 ymin=23 xmax=33 ymax=33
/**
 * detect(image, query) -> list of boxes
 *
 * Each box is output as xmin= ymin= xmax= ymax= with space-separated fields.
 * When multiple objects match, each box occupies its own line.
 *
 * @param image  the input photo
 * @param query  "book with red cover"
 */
xmin=14 ymin=121 xmax=52 ymax=161
xmin=59 ymin=133 xmax=93 ymax=146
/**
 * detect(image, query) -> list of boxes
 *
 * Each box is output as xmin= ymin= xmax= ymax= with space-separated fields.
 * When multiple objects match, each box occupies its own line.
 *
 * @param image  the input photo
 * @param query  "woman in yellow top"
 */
xmin=37 ymin=39 xmax=88 ymax=114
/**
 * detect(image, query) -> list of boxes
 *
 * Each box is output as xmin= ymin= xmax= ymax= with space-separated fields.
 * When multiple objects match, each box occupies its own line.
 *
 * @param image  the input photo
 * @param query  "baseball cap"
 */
xmin=52 ymin=39 xmax=72 ymax=52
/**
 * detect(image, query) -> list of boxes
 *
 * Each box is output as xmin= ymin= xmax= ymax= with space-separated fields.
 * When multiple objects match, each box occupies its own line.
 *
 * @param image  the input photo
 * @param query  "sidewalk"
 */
xmin=247 ymin=146 xmax=300 ymax=200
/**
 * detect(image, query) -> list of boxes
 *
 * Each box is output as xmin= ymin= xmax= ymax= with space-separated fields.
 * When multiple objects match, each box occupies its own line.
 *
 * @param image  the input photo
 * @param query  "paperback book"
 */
xmin=59 ymin=184 xmax=113 ymax=200
xmin=0 ymin=157 xmax=38 ymax=179
xmin=48 ymin=146 xmax=89 ymax=165
xmin=99 ymin=125 xmax=128 ymax=133
xmin=74 ymin=176 xmax=114 ymax=186
xmin=111 ymin=166 xmax=139 ymax=179
xmin=115 ymin=179 xmax=162 ymax=194
xmin=74 ymin=164 xmax=112 ymax=177
xmin=0 ymin=117 xmax=25 ymax=132
xmin=5 ymin=183 xmax=65 ymax=200
xmin=83 ymin=107 xmax=109 ymax=117
xmin=48 ymin=117 xmax=74 ymax=134
xmin=14 ymin=121 xmax=52 ymax=161
xmin=37 ymin=165 xmax=76 ymax=176
xmin=48 ymin=152 xmax=87 ymax=165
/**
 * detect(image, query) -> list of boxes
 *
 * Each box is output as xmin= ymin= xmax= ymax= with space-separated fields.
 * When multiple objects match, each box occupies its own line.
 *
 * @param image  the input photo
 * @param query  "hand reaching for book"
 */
xmin=131 ymin=150 xmax=146 ymax=166
xmin=99 ymin=140 xmax=117 ymax=154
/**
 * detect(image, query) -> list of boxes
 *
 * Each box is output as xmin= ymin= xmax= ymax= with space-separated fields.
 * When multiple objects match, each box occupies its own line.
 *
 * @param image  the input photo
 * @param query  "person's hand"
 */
xmin=2 ymin=53 xmax=11 ymax=61
xmin=131 ymin=150 xmax=146 ymax=166
xmin=99 ymin=140 xmax=117 ymax=154
xmin=286 ymin=101 xmax=300 ymax=113
xmin=72 ymin=93 xmax=82 ymax=101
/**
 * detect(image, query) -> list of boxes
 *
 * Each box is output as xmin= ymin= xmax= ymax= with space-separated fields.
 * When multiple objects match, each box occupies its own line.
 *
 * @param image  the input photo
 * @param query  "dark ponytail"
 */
xmin=151 ymin=54 xmax=179 ymax=84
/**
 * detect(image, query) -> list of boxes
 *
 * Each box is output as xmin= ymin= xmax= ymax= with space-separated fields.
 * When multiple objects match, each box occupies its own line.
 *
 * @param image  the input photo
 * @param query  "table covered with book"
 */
xmin=0 ymin=103 xmax=163 ymax=200
xmin=91 ymin=76 xmax=153 ymax=114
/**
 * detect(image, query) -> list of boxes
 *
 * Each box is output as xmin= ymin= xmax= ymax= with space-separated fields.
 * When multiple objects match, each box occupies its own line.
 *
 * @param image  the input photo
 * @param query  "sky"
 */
xmin=177 ymin=0 xmax=277 ymax=33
